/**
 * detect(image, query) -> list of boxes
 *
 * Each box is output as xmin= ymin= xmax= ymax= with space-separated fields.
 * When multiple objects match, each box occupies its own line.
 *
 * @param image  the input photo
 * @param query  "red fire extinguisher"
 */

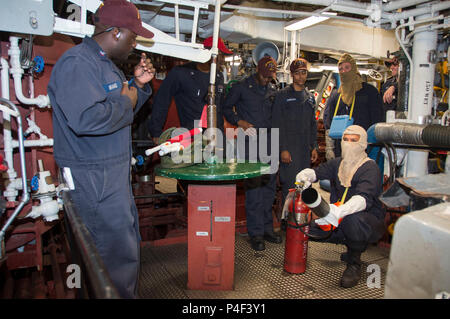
xmin=283 ymin=188 xmax=310 ymax=274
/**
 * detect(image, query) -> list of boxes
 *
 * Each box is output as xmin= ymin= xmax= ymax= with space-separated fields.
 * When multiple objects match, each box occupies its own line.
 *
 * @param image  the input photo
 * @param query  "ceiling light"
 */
xmin=285 ymin=12 xmax=337 ymax=31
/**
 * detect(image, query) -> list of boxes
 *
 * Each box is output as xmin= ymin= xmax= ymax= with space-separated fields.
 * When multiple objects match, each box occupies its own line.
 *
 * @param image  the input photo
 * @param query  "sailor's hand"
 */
xmin=121 ymin=82 xmax=138 ymax=108
xmin=295 ymin=168 xmax=316 ymax=189
xmin=134 ymin=52 xmax=155 ymax=87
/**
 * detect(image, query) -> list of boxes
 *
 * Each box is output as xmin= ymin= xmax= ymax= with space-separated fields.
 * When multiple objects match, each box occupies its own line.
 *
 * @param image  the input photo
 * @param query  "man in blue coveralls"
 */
xmin=272 ymin=58 xmax=318 ymax=206
xmin=223 ymin=56 xmax=282 ymax=251
xmin=48 ymin=0 xmax=155 ymax=298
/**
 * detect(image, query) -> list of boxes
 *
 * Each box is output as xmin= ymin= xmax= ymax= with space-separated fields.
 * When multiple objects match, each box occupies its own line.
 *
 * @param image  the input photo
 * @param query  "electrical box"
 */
xmin=187 ymin=184 xmax=236 ymax=290
xmin=0 ymin=0 xmax=54 ymax=36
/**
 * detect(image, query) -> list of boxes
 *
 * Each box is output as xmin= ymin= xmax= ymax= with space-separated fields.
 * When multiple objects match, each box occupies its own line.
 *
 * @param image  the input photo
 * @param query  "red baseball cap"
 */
xmin=95 ymin=0 xmax=154 ymax=39
xmin=203 ymin=37 xmax=233 ymax=55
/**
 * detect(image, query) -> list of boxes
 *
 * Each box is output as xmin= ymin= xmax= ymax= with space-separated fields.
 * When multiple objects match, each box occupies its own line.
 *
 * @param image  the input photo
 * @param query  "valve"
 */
xmin=33 ymin=56 xmax=44 ymax=73
xmin=31 ymin=175 xmax=39 ymax=192
xmin=136 ymin=155 xmax=145 ymax=166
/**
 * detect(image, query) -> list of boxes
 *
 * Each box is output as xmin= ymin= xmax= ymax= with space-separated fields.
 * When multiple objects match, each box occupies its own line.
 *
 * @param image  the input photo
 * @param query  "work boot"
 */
xmin=249 ymin=236 xmax=265 ymax=251
xmin=263 ymin=231 xmax=282 ymax=244
xmin=340 ymin=252 xmax=349 ymax=262
xmin=340 ymin=250 xmax=362 ymax=288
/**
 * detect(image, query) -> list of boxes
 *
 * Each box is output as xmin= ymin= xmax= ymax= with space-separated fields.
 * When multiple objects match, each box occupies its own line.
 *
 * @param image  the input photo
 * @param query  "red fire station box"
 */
xmin=187 ymin=184 xmax=236 ymax=290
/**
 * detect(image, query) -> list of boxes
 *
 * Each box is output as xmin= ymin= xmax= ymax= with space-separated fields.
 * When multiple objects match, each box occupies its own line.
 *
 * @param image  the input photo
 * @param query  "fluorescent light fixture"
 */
xmin=310 ymin=63 xmax=372 ymax=75
xmin=310 ymin=64 xmax=339 ymax=72
xmin=285 ymin=12 xmax=337 ymax=31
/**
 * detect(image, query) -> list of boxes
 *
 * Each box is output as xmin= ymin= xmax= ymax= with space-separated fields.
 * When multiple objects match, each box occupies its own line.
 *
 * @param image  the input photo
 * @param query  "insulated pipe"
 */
xmin=1 ymin=57 xmax=16 ymax=192
xmin=406 ymin=11 xmax=438 ymax=177
xmin=373 ymin=123 xmax=450 ymax=148
xmin=383 ymin=0 xmax=430 ymax=12
xmin=301 ymin=187 xmax=330 ymax=219
xmin=388 ymin=1 xmax=450 ymax=23
xmin=0 ymin=98 xmax=30 ymax=259
xmin=8 ymin=36 xmax=50 ymax=108
xmin=11 ymin=139 xmax=54 ymax=149
xmin=1 ymin=57 xmax=9 ymax=99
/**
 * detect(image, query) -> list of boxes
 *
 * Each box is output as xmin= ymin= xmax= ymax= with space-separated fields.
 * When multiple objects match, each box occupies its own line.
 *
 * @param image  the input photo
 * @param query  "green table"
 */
xmin=154 ymin=162 xmax=271 ymax=181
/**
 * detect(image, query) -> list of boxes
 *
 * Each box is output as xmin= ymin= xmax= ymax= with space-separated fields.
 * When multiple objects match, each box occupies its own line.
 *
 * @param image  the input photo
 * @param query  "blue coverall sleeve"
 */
xmin=314 ymin=158 xmax=339 ymax=181
xmin=51 ymin=57 xmax=134 ymax=136
xmin=222 ymin=84 xmax=242 ymax=126
xmin=148 ymin=69 xmax=181 ymax=137
xmin=271 ymin=92 xmax=288 ymax=152
xmin=352 ymin=162 xmax=382 ymax=211
xmin=129 ymin=80 xmax=152 ymax=116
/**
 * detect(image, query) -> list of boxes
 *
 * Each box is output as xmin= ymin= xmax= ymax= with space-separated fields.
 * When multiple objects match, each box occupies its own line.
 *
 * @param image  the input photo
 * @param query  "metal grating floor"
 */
xmin=138 ymin=233 xmax=390 ymax=299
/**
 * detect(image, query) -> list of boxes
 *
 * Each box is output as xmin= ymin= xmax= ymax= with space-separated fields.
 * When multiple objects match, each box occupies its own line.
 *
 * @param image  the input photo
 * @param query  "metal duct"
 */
xmin=374 ymin=122 xmax=450 ymax=148
xmin=422 ymin=125 xmax=450 ymax=148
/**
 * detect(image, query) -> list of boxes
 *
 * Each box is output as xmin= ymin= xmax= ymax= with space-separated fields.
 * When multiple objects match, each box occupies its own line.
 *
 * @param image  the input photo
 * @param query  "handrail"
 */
xmin=61 ymin=191 xmax=120 ymax=299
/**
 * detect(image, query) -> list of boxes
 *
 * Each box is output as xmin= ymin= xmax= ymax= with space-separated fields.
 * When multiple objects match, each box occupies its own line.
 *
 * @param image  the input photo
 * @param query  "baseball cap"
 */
xmin=385 ymin=56 xmax=399 ymax=67
xmin=257 ymin=56 xmax=277 ymax=77
xmin=290 ymin=58 xmax=309 ymax=73
xmin=95 ymin=0 xmax=154 ymax=39
xmin=203 ymin=37 xmax=233 ymax=55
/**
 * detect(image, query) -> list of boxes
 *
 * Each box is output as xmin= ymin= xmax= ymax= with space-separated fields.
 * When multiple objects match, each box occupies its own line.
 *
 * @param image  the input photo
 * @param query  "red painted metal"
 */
xmin=187 ymin=184 xmax=236 ymax=290
xmin=284 ymin=190 xmax=310 ymax=274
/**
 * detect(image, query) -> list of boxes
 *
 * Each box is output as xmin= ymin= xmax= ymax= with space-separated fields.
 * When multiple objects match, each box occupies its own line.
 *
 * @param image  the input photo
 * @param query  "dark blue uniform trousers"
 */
xmin=239 ymin=133 xmax=277 ymax=237
xmin=309 ymin=210 xmax=385 ymax=252
xmin=244 ymin=173 xmax=277 ymax=237
xmin=65 ymin=154 xmax=140 ymax=299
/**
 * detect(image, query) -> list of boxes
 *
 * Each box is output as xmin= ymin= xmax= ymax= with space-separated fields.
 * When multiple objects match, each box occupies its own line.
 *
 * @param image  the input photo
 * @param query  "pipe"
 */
xmin=374 ymin=122 xmax=427 ymax=146
xmin=8 ymin=36 xmax=50 ymax=108
xmin=383 ymin=0 xmax=430 ymax=12
xmin=0 ymin=98 xmax=30 ymax=259
xmin=12 ymin=138 xmax=54 ymax=149
xmin=0 ymin=57 xmax=17 ymax=201
xmin=222 ymin=4 xmax=363 ymax=23
xmin=373 ymin=122 xmax=450 ymax=148
xmin=388 ymin=1 xmax=450 ymax=23
xmin=1 ymin=57 xmax=9 ymax=99
xmin=301 ymin=187 xmax=330 ymax=218
xmin=422 ymin=125 xmax=450 ymax=148
xmin=205 ymin=0 xmax=221 ymax=161
xmin=406 ymin=12 xmax=438 ymax=177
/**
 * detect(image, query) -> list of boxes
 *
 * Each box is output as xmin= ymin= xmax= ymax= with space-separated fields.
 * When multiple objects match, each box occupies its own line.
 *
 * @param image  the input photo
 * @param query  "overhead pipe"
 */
xmin=383 ymin=0 xmax=431 ymax=12
xmin=276 ymin=0 xmax=450 ymax=29
xmin=223 ymin=4 xmax=363 ymax=23
xmin=8 ymin=36 xmax=50 ymax=108
xmin=388 ymin=1 xmax=450 ymax=23
xmin=0 ymin=98 xmax=30 ymax=260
